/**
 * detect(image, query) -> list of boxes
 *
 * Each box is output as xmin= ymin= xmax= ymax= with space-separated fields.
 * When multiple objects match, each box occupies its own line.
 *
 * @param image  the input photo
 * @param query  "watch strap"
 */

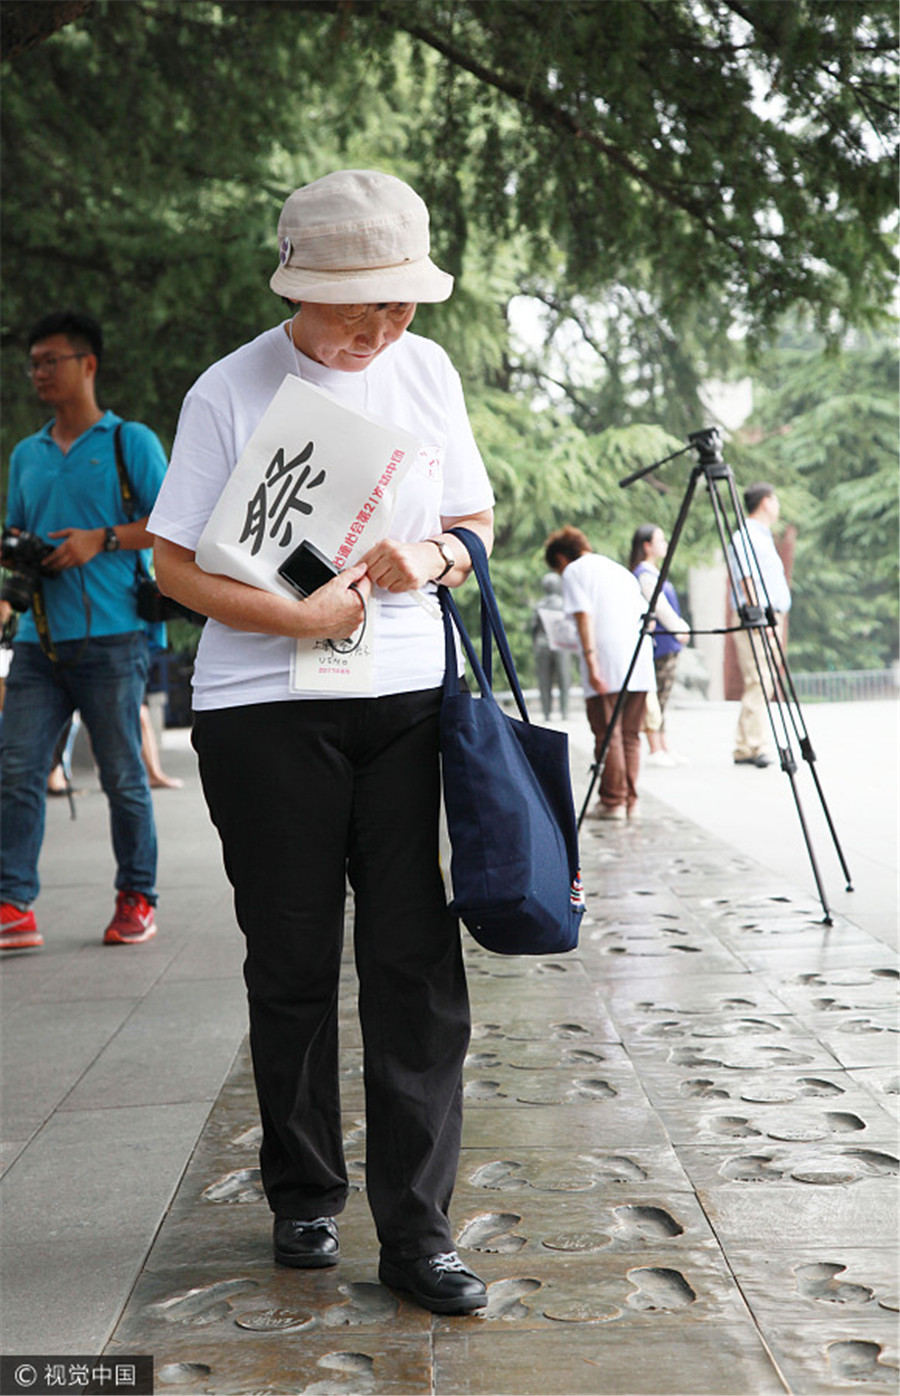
xmin=427 ymin=537 xmax=455 ymax=581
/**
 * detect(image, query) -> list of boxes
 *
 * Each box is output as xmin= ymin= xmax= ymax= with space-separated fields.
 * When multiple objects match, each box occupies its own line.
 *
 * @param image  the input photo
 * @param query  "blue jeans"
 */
xmin=0 ymin=634 xmax=157 ymax=907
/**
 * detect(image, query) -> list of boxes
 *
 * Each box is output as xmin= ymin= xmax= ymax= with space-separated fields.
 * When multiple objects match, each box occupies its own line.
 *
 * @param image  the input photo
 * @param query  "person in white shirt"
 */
xmin=729 ymin=482 xmax=792 ymax=767
xmin=545 ymin=525 xmax=655 ymax=820
xmin=150 ymin=170 xmax=494 ymax=1315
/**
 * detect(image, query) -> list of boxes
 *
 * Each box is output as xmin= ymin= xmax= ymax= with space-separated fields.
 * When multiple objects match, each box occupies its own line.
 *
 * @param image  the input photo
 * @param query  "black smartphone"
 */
xmin=277 ymin=539 xmax=338 ymax=598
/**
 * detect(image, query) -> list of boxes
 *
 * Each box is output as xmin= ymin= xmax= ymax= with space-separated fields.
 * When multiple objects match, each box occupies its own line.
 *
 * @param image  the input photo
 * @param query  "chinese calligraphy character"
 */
xmin=239 ymin=442 xmax=326 ymax=556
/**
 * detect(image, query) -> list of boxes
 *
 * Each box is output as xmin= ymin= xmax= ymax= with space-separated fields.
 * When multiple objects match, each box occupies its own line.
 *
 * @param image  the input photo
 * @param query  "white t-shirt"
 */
xmin=728 ymin=518 xmax=792 ymax=614
xmin=561 ymin=553 xmax=655 ymax=695
xmin=149 ymin=324 xmax=494 ymax=708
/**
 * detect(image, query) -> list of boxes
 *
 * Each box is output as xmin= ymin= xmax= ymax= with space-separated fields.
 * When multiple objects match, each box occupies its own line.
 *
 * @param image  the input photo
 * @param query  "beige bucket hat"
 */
xmin=269 ymin=169 xmax=454 ymax=304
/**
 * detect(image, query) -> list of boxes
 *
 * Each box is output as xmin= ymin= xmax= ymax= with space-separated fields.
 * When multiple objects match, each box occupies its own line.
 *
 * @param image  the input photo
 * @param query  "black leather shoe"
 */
xmin=734 ymin=754 xmax=771 ymax=768
xmin=378 ymin=1250 xmax=487 ymax=1314
xmin=273 ymin=1216 xmax=339 ymax=1268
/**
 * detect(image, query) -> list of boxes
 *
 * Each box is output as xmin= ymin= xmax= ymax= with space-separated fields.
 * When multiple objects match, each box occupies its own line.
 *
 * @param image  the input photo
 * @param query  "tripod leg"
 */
xmin=739 ymin=618 xmax=836 ymax=923
xmin=767 ymin=630 xmax=855 ymax=892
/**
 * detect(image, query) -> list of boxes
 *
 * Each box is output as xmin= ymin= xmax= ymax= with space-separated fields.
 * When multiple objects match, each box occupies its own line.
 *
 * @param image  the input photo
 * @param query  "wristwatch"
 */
xmin=427 ymin=537 xmax=455 ymax=580
xmin=102 ymin=526 xmax=120 ymax=553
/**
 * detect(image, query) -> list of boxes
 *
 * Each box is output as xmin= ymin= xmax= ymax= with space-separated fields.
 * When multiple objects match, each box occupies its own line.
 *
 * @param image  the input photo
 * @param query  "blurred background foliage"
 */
xmin=1 ymin=0 xmax=896 ymax=678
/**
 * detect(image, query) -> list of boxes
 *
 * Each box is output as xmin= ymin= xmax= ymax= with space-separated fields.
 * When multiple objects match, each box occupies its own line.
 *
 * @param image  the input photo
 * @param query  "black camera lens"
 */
xmin=0 ymin=574 xmax=36 ymax=613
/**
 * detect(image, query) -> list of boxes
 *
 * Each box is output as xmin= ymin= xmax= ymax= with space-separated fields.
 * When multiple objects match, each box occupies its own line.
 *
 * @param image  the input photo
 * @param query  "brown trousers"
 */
xmin=586 ymin=690 xmax=648 ymax=810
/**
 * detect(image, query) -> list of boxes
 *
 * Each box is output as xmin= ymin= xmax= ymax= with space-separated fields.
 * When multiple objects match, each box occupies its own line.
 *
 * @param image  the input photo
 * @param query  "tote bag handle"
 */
xmin=443 ymin=527 xmax=530 ymax=723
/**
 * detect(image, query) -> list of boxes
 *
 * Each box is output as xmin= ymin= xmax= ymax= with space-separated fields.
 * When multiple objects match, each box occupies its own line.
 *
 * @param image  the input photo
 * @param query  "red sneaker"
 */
xmin=103 ymin=891 xmax=157 ymax=945
xmin=0 ymin=902 xmax=43 ymax=951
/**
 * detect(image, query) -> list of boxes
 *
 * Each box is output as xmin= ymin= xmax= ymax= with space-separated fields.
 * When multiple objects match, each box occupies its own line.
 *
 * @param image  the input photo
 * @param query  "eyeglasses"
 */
xmin=25 ymin=352 xmax=88 ymax=378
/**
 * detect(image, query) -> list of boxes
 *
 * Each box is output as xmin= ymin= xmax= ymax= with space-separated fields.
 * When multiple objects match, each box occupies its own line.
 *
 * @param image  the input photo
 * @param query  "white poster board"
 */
xmin=195 ymin=374 xmax=421 ymax=595
xmin=537 ymin=607 xmax=580 ymax=652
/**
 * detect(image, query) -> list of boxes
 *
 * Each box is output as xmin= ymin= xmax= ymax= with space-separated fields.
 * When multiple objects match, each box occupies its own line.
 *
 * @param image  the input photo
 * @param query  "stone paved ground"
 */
xmin=2 ymin=702 xmax=897 ymax=1396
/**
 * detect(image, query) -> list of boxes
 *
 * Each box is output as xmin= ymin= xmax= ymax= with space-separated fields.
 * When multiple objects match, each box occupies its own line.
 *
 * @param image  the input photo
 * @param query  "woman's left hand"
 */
xmin=360 ymin=538 xmax=443 ymax=593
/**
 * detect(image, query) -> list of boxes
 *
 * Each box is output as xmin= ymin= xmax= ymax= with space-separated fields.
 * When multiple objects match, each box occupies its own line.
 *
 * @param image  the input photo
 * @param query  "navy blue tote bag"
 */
xmin=439 ymin=528 xmax=584 ymax=955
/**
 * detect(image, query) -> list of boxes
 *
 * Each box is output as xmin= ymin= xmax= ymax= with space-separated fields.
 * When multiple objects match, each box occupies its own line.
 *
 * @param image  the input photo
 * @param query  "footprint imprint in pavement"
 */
xmin=148 ymin=1278 xmax=259 ymax=1325
xmin=827 ymin=1341 xmax=899 ymax=1385
xmin=739 ymin=1077 xmax=846 ymax=1104
xmin=720 ymin=1147 xmax=899 ymax=1185
xmin=464 ymin=1078 xmax=507 ymax=1100
xmin=680 ymin=1078 xmax=730 ymax=1099
xmin=625 ymin=1267 xmax=696 ymax=1311
xmin=157 ymin=1363 xmax=212 ymax=1385
xmin=580 ymin=1151 xmax=650 ymax=1183
xmin=230 ymin=1123 xmax=263 ymax=1148
xmin=200 ymin=1167 xmax=264 ymax=1204
xmin=469 ymin=1152 xmax=650 ymax=1191
xmin=709 ymin=1115 xmax=763 ymax=1138
xmin=668 ymin=1045 xmax=814 ymax=1070
xmin=793 ymin=1263 xmax=875 ymax=1306
xmin=571 ymin=1078 xmax=618 ymax=1100
xmin=323 ymin=1284 xmax=398 ymax=1327
xmin=613 ymin=1205 xmax=684 ymax=1241
xmin=302 ymin=1352 xmax=375 ymax=1394
xmin=457 ymin=1212 xmax=526 ymax=1253
xmin=484 ymin=1276 xmax=542 ymax=1320
xmin=469 ymin=1159 xmax=529 ymax=1190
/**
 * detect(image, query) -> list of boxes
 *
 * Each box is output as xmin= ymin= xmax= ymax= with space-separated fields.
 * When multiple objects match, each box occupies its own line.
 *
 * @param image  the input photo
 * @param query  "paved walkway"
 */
xmin=0 ymin=700 xmax=897 ymax=1395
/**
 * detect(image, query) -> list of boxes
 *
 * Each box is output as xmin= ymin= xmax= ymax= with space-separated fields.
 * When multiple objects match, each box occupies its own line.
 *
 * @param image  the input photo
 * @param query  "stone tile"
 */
xmin=724 ymin=1245 xmax=898 ymax=1328
xmin=433 ymin=1318 xmax=783 ymax=1394
xmin=466 ymin=1035 xmax=633 ymax=1071
xmin=452 ymin=1185 xmax=720 ymax=1259
xmin=847 ymin=1065 xmax=900 ymax=1119
xmin=578 ymin=920 xmax=748 ymax=976
xmin=60 ymin=978 xmax=247 ymax=1110
xmin=107 ymin=1317 xmax=434 ymax=1395
xmin=603 ymin=973 xmax=792 ymax=1023
xmin=0 ymin=998 xmax=138 ymax=1137
xmin=634 ymin=1058 xmax=866 ymax=1097
xmin=769 ymin=963 xmax=900 ymax=1016
xmin=695 ymin=1175 xmax=898 ymax=1249
xmin=813 ymin=1020 xmax=900 ymax=1068
xmin=624 ymin=1031 xmax=845 ymax=1075
xmin=754 ymin=1323 xmax=899 ymax=1395
xmin=458 ymin=1145 xmax=699 ymax=1198
xmin=461 ymin=1101 xmax=670 ymax=1150
xmin=644 ymin=1094 xmax=896 ymax=1147
xmin=462 ymin=1065 xmax=649 ymax=1110
xmin=677 ymin=1139 xmax=899 ymax=1191
xmin=0 ymin=1103 xmax=213 ymax=1353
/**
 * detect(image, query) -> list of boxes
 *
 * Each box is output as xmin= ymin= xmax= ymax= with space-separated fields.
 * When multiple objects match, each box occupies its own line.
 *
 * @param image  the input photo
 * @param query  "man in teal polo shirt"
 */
xmin=1 ymin=310 xmax=167 ymax=950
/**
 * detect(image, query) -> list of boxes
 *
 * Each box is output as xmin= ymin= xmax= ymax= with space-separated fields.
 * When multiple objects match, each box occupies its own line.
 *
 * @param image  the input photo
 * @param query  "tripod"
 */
xmin=576 ymin=427 xmax=852 ymax=925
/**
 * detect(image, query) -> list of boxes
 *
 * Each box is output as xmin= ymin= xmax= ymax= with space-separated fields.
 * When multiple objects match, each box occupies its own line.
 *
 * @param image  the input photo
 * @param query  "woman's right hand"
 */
xmin=299 ymin=564 xmax=371 ymax=640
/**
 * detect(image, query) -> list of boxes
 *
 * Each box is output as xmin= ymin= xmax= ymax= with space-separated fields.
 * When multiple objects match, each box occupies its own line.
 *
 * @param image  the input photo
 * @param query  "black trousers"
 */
xmin=192 ymin=688 xmax=470 ymax=1258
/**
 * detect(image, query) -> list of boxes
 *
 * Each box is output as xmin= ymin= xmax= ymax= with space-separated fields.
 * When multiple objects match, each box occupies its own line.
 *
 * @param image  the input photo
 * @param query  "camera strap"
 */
xmin=112 ymin=422 xmax=151 ymax=593
xmin=31 ymin=579 xmax=59 ymax=663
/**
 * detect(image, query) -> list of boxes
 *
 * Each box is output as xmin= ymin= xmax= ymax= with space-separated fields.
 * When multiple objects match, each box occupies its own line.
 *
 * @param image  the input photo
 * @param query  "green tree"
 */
xmin=734 ymin=326 xmax=898 ymax=671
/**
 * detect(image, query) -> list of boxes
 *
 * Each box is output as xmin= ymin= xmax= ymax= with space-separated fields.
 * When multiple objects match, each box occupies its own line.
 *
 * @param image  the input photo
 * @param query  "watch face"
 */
xmin=104 ymin=528 xmax=119 ymax=552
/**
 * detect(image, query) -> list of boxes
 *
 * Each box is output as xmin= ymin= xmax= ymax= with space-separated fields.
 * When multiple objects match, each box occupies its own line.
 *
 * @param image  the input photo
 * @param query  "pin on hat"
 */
xmin=269 ymin=170 xmax=454 ymax=305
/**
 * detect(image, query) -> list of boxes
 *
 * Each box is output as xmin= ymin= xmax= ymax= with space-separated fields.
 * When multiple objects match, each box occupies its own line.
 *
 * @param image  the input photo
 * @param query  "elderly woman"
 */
xmin=150 ymin=170 xmax=494 ymax=1314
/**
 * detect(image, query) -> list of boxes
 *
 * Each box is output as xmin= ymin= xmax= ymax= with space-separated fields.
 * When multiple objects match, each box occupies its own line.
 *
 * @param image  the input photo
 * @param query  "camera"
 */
xmin=1 ymin=528 xmax=55 ymax=612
